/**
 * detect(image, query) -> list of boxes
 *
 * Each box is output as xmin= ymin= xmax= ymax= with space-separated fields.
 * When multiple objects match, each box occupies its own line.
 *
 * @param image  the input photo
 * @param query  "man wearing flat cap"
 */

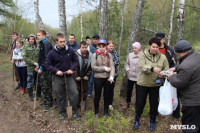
xmin=167 ymin=40 xmax=200 ymax=133
xmin=156 ymin=32 xmax=180 ymax=120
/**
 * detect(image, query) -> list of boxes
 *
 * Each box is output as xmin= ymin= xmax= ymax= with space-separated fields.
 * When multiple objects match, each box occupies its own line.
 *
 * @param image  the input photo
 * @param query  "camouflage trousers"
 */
xmin=27 ymin=71 xmax=41 ymax=97
xmin=40 ymin=70 xmax=53 ymax=106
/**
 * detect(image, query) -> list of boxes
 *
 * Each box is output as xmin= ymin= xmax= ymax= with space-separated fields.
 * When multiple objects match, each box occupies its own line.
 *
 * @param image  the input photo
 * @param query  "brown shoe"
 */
xmin=122 ymin=103 xmax=130 ymax=110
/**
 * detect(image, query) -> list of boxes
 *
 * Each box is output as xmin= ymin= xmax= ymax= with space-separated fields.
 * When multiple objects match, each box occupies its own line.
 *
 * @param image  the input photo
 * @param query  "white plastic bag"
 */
xmin=158 ymin=79 xmax=178 ymax=115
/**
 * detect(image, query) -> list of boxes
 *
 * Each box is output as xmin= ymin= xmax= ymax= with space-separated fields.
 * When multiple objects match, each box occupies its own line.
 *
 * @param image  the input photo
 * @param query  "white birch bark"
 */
xmin=99 ymin=0 xmax=108 ymax=40
xmin=128 ymin=0 xmax=145 ymax=53
xmin=80 ymin=0 xmax=83 ymax=41
xmin=177 ymin=0 xmax=185 ymax=42
xmin=58 ymin=0 xmax=67 ymax=37
xmin=34 ymin=0 xmax=46 ymax=30
xmin=167 ymin=0 xmax=176 ymax=46
xmin=118 ymin=0 xmax=127 ymax=56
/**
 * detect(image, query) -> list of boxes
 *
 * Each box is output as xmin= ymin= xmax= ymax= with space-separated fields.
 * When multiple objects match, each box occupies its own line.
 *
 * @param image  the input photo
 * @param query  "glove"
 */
xmin=75 ymin=77 xmax=81 ymax=81
xmin=34 ymin=62 xmax=39 ymax=68
xmin=83 ymin=76 xmax=89 ymax=80
xmin=108 ymin=76 xmax=114 ymax=84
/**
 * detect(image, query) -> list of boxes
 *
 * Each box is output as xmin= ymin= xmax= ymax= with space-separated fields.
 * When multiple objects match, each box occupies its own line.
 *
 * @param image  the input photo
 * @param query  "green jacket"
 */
xmin=137 ymin=49 xmax=169 ymax=87
xmin=22 ymin=44 xmax=39 ymax=71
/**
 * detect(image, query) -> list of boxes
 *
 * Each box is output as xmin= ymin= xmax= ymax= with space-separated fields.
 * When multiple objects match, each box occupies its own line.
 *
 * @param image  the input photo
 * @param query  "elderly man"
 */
xmin=167 ymin=40 xmax=200 ymax=133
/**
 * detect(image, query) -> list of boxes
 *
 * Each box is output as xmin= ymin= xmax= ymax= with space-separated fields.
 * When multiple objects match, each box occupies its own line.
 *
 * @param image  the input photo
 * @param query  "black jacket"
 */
xmin=38 ymin=39 xmax=52 ymax=71
xmin=164 ymin=43 xmax=177 ymax=68
xmin=169 ymin=50 xmax=200 ymax=106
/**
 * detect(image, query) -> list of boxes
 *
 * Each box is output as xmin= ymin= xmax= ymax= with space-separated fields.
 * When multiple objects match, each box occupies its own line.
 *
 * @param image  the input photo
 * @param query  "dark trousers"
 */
xmin=182 ymin=106 xmax=200 ymax=133
xmin=16 ymin=66 xmax=27 ymax=88
xmin=126 ymin=80 xmax=136 ymax=103
xmin=135 ymin=85 xmax=159 ymax=117
xmin=172 ymin=94 xmax=181 ymax=118
xmin=76 ymin=79 xmax=88 ymax=101
xmin=54 ymin=75 xmax=79 ymax=114
xmin=40 ymin=70 xmax=53 ymax=106
xmin=109 ymin=76 xmax=117 ymax=105
xmin=94 ymin=78 xmax=112 ymax=114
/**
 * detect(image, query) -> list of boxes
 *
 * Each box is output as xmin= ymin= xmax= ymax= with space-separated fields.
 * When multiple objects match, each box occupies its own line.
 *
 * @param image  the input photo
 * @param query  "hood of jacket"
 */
xmin=76 ymin=49 xmax=92 ymax=71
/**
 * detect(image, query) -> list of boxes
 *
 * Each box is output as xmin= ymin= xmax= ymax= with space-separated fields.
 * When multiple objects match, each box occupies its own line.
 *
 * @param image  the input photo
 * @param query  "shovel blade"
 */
xmin=67 ymin=106 xmax=73 ymax=119
xmin=81 ymin=101 xmax=85 ymax=112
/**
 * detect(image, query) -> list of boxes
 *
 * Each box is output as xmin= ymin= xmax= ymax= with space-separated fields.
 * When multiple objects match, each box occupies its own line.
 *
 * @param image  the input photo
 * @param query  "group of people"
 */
xmin=10 ymin=30 xmax=200 ymax=132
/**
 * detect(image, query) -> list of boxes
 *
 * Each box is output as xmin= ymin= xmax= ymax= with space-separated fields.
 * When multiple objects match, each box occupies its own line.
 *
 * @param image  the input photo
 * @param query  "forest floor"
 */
xmin=0 ymin=47 xmax=182 ymax=133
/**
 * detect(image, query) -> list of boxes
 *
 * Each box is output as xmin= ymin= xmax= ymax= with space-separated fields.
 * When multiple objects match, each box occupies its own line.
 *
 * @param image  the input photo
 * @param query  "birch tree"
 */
xmin=118 ymin=0 xmax=127 ymax=56
xmin=128 ymin=0 xmax=145 ymax=52
xmin=58 ymin=0 xmax=67 ymax=37
xmin=167 ymin=0 xmax=176 ymax=46
xmin=80 ymin=0 xmax=83 ymax=41
xmin=99 ymin=0 xmax=108 ymax=40
xmin=120 ymin=0 xmax=145 ymax=98
xmin=177 ymin=0 xmax=185 ymax=42
xmin=34 ymin=0 xmax=46 ymax=30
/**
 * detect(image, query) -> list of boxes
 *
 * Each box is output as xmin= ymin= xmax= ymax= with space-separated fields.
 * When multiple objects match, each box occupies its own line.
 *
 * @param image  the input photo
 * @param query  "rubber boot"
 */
xmin=28 ymin=88 xmax=34 ymax=101
xmin=20 ymin=87 xmax=23 ymax=95
xmin=150 ymin=116 xmax=156 ymax=131
xmin=21 ymin=88 xmax=26 ymax=95
xmin=134 ymin=115 xmax=140 ymax=129
xmin=104 ymin=109 xmax=109 ymax=119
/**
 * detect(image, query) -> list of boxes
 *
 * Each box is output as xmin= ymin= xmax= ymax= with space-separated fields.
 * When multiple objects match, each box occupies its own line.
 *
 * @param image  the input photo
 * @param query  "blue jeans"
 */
xmin=87 ymin=71 xmax=94 ymax=96
xmin=16 ymin=66 xmax=27 ymax=89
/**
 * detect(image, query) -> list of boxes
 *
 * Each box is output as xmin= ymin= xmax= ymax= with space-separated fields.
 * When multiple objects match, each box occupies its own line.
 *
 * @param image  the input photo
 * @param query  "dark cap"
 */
xmin=156 ymin=32 xmax=165 ymax=39
xmin=175 ymin=40 xmax=192 ymax=53
xmin=93 ymin=34 xmax=100 ymax=39
xmin=85 ymin=36 xmax=91 ymax=40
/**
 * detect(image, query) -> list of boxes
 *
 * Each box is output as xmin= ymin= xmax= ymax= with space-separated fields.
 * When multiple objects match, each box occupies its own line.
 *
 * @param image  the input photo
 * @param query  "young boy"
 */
xmin=46 ymin=33 xmax=80 ymax=119
xmin=74 ymin=41 xmax=92 ymax=105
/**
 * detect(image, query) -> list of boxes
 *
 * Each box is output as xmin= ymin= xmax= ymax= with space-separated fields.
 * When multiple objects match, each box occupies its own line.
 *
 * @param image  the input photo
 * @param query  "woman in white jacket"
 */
xmin=123 ymin=42 xmax=142 ymax=109
xmin=12 ymin=38 xmax=27 ymax=95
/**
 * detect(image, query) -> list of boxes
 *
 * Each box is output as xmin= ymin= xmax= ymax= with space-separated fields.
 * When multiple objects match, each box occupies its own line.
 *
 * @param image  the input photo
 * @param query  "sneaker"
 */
xmin=109 ymin=105 xmax=114 ymax=111
xmin=29 ymin=96 xmax=34 ymax=101
xmin=44 ymin=106 xmax=51 ymax=112
xmin=59 ymin=113 xmax=66 ymax=119
xmin=73 ymin=113 xmax=81 ymax=119
xmin=39 ymin=102 xmax=45 ymax=107
xmin=87 ymin=94 xmax=91 ymax=100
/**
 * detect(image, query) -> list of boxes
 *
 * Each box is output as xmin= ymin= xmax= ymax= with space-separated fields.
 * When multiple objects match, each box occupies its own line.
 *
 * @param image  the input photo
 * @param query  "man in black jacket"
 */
xmin=46 ymin=33 xmax=80 ymax=119
xmin=156 ymin=32 xmax=180 ymax=120
xmin=37 ymin=30 xmax=53 ymax=111
xmin=167 ymin=40 xmax=200 ymax=133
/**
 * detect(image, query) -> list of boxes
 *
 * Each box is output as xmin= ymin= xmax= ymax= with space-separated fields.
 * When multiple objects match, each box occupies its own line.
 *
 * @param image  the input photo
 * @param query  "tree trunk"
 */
xmin=167 ymin=0 xmax=176 ymax=46
xmin=128 ymin=0 xmax=145 ymax=53
xmin=177 ymin=0 xmax=185 ymax=42
xmin=58 ymin=0 xmax=67 ymax=37
xmin=34 ymin=0 xmax=46 ymax=30
xmin=80 ymin=0 xmax=83 ymax=41
xmin=99 ymin=0 xmax=108 ymax=40
xmin=120 ymin=0 xmax=145 ymax=98
xmin=118 ymin=0 xmax=127 ymax=57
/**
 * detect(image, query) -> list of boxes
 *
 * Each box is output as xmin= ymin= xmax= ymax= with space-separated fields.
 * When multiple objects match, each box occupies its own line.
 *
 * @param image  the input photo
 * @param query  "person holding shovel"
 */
xmin=22 ymin=34 xmax=41 ymax=101
xmin=74 ymin=41 xmax=92 ymax=110
xmin=46 ymin=33 xmax=80 ymax=119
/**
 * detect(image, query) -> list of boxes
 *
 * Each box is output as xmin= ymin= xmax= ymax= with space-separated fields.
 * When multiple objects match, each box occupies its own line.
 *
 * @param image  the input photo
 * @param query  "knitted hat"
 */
xmin=156 ymin=32 xmax=165 ymax=39
xmin=132 ymin=42 xmax=141 ymax=50
xmin=175 ymin=40 xmax=192 ymax=53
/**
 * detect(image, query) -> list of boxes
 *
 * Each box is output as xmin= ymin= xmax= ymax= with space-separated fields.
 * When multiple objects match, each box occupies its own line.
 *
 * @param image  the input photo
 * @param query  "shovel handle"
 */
xmin=34 ymin=73 xmax=39 ymax=111
xmin=64 ymin=73 xmax=71 ymax=106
